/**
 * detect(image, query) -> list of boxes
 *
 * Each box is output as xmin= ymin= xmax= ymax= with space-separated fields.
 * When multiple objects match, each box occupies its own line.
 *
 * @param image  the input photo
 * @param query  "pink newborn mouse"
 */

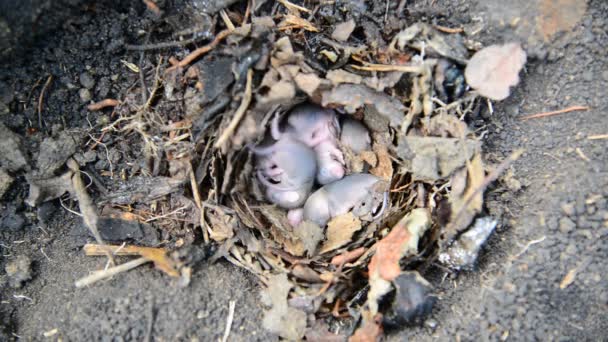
xmin=253 ymin=137 xmax=317 ymax=209
xmin=272 ymin=104 xmax=345 ymax=185
xmin=302 ymin=173 xmax=388 ymax=227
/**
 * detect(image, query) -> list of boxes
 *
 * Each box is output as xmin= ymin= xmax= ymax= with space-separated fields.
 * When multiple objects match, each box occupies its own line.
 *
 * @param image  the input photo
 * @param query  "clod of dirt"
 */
xmin=5 ymin=255 xmax=33 ymax=288
xmin=191 ymin=0 xmax=240 ymax=14
xmin=438 ymin=217 xmax=497 ymax=271
xmin=79 ymin=72 xmax=95 ymax=89
xmin=36 ymin=131 xmax=80 ymax=177
xmin=394 ymin=137 xmax=480 ymax=181
xmin=464 ymin=43 xmax=527 ymax=101
xmin=25 ymin=171 xmax=73 ymax=207
xmin=261 ymin=273 xmax=307 ymax=341
xmin=0 ymin=122 xmax=29 ymax=172
xmin=93 ymin=217 xmax=158 ymax=244
xmin=381 ymin=271 xmax=437 ymax=329
xmin=0 ymin=168 xmax=13 ymax=198
xmin=0 ymin=203 xmax=26 ymax=232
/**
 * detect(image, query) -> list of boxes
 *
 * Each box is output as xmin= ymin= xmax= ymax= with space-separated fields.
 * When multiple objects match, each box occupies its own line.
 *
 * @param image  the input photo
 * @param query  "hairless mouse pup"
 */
xmin=340 ymin=117 xmax=371 ymax=154
xmin=272 ymin=104 xmax=346 ymax=184
xmin=302 ymin=173 xmax=389 ymax=227
xmin=253 ymin=137 xmax=317 ymax=209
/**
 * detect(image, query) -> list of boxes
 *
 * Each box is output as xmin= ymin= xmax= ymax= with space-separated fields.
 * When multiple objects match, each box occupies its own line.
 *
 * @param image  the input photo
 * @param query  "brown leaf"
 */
xmin=319 ymin=213 xmax=362 ymax=254
xmin=295 ymin=221 xmax=324 ymax=256
xmin=369 ymin=144 xmax=393 ymax=181
xmin=83 ymin=244 xmax=180 ymax=277
xmin=464 ymin=43 xmax=527 ymax=101
xmin=368 ymin=209 xmax=431 ymax=281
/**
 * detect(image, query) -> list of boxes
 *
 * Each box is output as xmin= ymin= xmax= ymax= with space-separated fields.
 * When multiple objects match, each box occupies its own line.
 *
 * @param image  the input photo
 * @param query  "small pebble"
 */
xmin=558 ymin=217 xmax=576 ymax=234
xmin=79 ymin=72 xmax=96 ymax=89
xmin=79 ymin=88 xmax=92 ymax=103
xmin=560 ymin=202 xmax=575 ymax=217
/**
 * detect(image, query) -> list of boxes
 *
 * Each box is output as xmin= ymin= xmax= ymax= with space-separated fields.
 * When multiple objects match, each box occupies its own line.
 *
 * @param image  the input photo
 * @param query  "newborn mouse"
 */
xmin=253 ymin=137 xmax=317 ymax=209
xmin=302 ymin=173 xmax=388 ymax=227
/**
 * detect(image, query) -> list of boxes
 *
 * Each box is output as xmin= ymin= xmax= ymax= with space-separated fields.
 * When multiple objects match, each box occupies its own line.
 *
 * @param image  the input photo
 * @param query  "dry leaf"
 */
xmin=331 ymin=19 xmax=356 ymax=42
xmin=464 ymin=43 xmax=527 ymax=101
xmin=83 ymin=244 xmax=180 ymax=277
xmin=559 ymin=268 xmax=577 ymax=289
xmin=369 ymin=144 xmax=393 ymax=181
xmin=295 ymin=220 xmax=324 ymax=256
xmin=326 ymin=69 xmax=363 ymax=85
xmin=368 ymin=208 xmax=431 ymax=281
xmin=294 ymin=72 xmax=322 ymax=96
xmin=261 ymin=273 xmax=307 ymax=340
xmin=331 ymin=247 xmax=366 ymax=266
xmin=320 ymin=213 xmax=362 ymax=253
xmin=279 ymin=14 xmax=319 ymax=32
xmin=442 ymin=153 xmax=485 ymax=246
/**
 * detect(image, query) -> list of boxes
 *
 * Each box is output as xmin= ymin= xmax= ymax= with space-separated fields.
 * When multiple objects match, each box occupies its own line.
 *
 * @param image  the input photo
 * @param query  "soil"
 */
xmin=1 ymin=0 xmax=606 ymax=341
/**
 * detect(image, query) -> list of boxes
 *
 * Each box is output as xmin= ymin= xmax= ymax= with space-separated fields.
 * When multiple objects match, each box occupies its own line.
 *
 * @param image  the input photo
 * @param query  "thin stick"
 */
xmin=588 ymin=134 xmax=608 ymax=140
xmin=452 ymin=149 xmax=524 ymax=223
xmin=38 ymin=75 xmax=53 ymax=129
xmin=519 ymin=105 xmax=589 ymax=120
xmin=75 ymin=257 xmax=149 ymax=287
xmin=277 ymin=0 xmax=311 ymax=13
xmin=221 ymin=300 xmax=236 ymax=342
xmin=220 ymin=9 xmax=236 ymax=31
xmin=215 ymin=69 xmax=253 ymax=148
xmin=189 ymin=162 xmax=209 ymax=243
xmin=67 ymin=159 xmax=115 ymax=265
xmin=350 ymin=63 xmax=423 ymax=73
xmin=434 ymin=25 xmax=464 ymax=33
xmin=167 ymin=29 xmax=232 ymax=71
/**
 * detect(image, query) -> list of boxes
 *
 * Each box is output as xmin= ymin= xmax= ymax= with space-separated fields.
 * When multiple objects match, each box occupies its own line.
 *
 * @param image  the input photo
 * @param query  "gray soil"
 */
xmin=1 ymin=0 xmax=606 ymax=341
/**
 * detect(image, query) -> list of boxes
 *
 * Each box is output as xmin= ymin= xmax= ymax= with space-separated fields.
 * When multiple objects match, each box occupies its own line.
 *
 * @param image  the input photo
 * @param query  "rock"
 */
xmin=558 ymin=217 xmax=576 ymax=234
xmin=79 ymin=72 xmax=95 ymax=89
xmin=381 ymin=271 xmax=437 ymax=329
xmin=561 ymin=202 xmax=576 ymax=217
xmin=0 ymin=168 xmax=13 ymax=198
xmin=0 ymin=122 xmax=29 ymax=172
xmin=5 ymin=255 xmax=33 ymax=288
xmin=36 ymin=131 xmax=79 ymax=177
xmin=79 ymin=88 xmax=92 ymax=102
xmin=0 ymin=204 xmax=26 ymax=232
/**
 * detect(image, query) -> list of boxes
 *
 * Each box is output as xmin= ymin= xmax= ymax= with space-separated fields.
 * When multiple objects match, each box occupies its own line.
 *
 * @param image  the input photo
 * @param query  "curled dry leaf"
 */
xmin=464 ymin=43 xmax=527 ymax=101
xmin=320 ymin=212 xmax=362 ymax=254
xmin=368 ymin=208 xmax=431 ymax=282
xmin=369 ymin=144 xmax=393 ymax=181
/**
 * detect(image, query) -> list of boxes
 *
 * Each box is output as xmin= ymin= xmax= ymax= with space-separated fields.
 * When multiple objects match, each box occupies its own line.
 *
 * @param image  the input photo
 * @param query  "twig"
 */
xmin=350 ymin=63 xmax=423 ymax=73
xmin=87 ymin=99 xmax=120 ymax=111
xmin=144 ymin=299 xmax=155 ymax=342
xmin=519 ymin=105 xmax=589 ymax=120
xmin=38 ymin=75 xmax=53 ymax=129
xmin=588 ymin=134 xmax=608 ymax=140
xmin=277 ymin=0 xmax=311 ymax=13
xmin=221 ymin=300 xmax=236 ymax=342
xmin=166 ymin=29 xmax=232 ymax=71
xmin=125 ymin=35 xmax=210 ymax=51
xmin=215 ymin=69 xmax=253 ymax=148
xmin=434 ymin=25 xmax=464 ymax=33
xmin=453 ymin=149 xmax=524 ymax=223
xmin=67 ymin=159 xmax=115 ymax=265
xmin=75 ymin=257 xmax=149 ymax=288
xmin=514 ymin=236 xmax=546 ymax=258
xmin=575 ymin=147 xmax=591 ymax=162
xmin=189 ymin=162 xmax=209 ymax=243
xmin=220 ymin=9 xmax=236 ymax=31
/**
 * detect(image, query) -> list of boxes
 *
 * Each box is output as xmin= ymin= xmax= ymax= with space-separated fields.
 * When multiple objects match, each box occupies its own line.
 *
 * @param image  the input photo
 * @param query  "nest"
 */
xmin=86 ymin=2 xmax=520 ymax=339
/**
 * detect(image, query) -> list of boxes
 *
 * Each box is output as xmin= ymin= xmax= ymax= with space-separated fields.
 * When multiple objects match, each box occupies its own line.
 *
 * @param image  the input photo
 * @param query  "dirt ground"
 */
xmin=1 ymin=0 xmax=606 ymax=341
